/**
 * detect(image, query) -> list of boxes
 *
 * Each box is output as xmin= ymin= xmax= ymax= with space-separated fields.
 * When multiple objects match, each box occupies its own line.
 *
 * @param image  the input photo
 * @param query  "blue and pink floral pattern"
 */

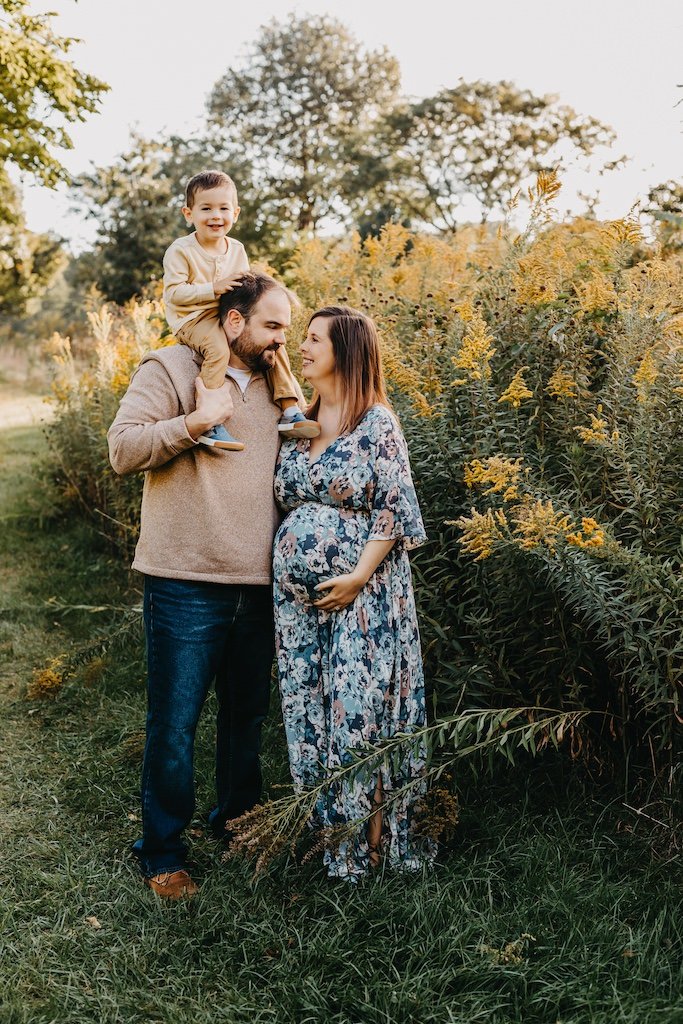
xmin=273 ymin=405 xmax=435 ymax=880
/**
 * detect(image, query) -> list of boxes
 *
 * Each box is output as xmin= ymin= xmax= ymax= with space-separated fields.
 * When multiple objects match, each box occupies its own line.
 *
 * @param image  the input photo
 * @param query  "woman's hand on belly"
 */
xmin=312 ymin=539 xmax=396 ymax=611
xmin=312 ymin=571 xmax=364 ymax=611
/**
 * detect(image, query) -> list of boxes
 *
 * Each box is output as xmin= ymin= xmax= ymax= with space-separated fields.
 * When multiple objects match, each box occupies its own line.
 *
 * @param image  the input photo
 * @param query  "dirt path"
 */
xmin=0 ymin=382 xmax=53 ymax=430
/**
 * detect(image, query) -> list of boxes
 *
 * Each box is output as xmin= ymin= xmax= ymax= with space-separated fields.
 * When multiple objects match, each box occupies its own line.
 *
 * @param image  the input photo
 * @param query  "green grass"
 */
xmin=0 ymin=423 xmax=681 ymax=1024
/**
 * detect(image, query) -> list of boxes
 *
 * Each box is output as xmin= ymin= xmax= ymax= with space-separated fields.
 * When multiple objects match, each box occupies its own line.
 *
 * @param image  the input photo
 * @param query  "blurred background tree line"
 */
xmin=2 ymin=4 xmax=681 ymax=341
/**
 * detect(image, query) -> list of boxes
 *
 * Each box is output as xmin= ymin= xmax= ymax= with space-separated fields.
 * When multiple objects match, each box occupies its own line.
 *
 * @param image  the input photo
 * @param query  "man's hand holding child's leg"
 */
xmin=185 ymin=378 xmax=243 ymax=451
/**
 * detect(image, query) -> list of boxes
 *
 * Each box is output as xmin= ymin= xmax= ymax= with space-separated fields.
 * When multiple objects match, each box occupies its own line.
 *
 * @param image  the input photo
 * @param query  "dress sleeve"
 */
xmin=368 ymin=409 xmax=427 ymax=550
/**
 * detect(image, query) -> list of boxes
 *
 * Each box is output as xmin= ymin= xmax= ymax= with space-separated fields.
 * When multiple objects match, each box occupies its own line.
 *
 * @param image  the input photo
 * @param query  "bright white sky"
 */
xmin=22 ymin=0 xmax=683 ymax=248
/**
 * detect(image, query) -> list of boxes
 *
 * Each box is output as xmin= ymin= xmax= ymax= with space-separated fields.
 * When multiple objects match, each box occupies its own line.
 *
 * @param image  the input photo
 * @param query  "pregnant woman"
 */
xmin=273 ymin=305 xmax=435 ymax=881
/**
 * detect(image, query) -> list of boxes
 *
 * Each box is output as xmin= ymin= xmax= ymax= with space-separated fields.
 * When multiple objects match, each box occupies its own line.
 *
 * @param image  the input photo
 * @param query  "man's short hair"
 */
xmin=185 ymin=170 xmax=238 ymax=207
xmin=219 ymin=273 xmax=298 ymax=322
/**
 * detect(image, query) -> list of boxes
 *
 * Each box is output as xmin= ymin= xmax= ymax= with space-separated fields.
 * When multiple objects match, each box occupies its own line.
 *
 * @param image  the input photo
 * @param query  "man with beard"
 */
xmin=108 ymin=273 xmax=304 ymax=899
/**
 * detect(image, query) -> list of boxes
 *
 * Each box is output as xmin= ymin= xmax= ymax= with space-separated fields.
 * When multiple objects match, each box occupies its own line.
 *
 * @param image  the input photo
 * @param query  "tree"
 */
xmin=646 ymin=179 xmax=683 ymax=253
xmin=0 ymin=0 xmax=106 ymax=314
xmin=207 ymin=14 xmax=401 ymax=234
xmin=0 ymin=0 xmax=108 ymax=221
xmin=375 ymin=81 xmax=617 ymax=230
xmin=70 ymin=136 xmax=186 ymax=304
xmin=0 ymin=180 xmax=64 ymax=316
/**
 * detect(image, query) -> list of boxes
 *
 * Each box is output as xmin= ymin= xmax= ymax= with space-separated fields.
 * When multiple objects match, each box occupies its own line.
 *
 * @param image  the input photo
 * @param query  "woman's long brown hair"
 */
xmin=306 ymin=306 xmax=392 ymax=433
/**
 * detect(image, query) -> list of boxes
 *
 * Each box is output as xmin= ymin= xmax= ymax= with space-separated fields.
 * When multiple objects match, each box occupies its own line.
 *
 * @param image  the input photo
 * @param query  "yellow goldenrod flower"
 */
xmin=632 ymin=350 xmax=659 ymax=403
xmin=511 ymin=499 xmax=572 ymax=552
xmin=364 ymin=224 xmax=411 ymax=267
xmin=575 ymin=406 xmax=619 ymax=446
xmin=512 ymin=237 xmax=571 ymax=305
xmin=87 ymin=306 xmax=115 ymax=346
xmin=566 ymin=517 xmax=606 ymax=550
xmin=382 ymin=342 xmax=434 ymax=417
xmin=546 ymin=367 xmax=579 ymax=400
xmin=452 ymin=313 xmax=496 ymax=384
xmin=45 ymin=332 xmax=79 ymax=402
xmin=464 ymin=456 xmax=523 ymax=502
xmin=454 ymin=299 xmax=475 ymax=323
xmin=663 ymin=312 xmax=683 ymax=338
xmin=498 ymin=369 xmax=533 ymax=408
xmin=531 ymin=170 xmax=562 ymax=204
xmin=451 ymin=508 xmax=509 ymax=561
xmin=620 ymin=258 xmax=683 ymax=320
xmin=575 ymin=273 xmax=618 ymax=314
xmin=603 ymin=219 xmax=642 ymax=247
xmin=507 ymin=190 xmax=521 ymax=212
xmin=27 ymin=657 xmax=64 ymax=700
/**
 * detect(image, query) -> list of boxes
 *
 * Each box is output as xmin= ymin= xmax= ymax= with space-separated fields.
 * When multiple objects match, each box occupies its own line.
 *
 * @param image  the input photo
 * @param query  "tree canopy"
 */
xmin=0 ymin=0 xmax=108 ymax=220
xmin=646 ymin=179 xmax=683 ymax=253
xmin=0 ymin=0 xmax=108 ymax=316
xmin=375 ymin=82 xmax=616 ymax=229
xmin=0 ymin=179 xmax=64 ymax=316
xmin=65 ymin=14 xmax=624 ymax=304
xmin=208 ymin=14 xmax=401 ymax=233
xmin=70 ymin=137 xmax=184 ymax=306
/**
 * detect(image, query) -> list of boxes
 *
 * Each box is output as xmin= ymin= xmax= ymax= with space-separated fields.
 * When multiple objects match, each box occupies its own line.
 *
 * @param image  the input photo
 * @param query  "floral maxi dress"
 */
xmin=273 ymin=405 xmax=434 ymax=880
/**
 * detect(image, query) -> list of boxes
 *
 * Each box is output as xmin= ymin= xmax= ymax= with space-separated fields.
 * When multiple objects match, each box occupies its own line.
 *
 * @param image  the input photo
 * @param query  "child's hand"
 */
xmin=214 ymin=272 xmax=248 ymax=295
xmin=185 ymin=378 xmax=235 ymax=439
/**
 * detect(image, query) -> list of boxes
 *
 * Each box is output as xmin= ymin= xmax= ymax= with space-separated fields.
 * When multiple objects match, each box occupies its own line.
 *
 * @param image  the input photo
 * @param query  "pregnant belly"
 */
xmin=274 ymin=503 xmax=369 ymax=603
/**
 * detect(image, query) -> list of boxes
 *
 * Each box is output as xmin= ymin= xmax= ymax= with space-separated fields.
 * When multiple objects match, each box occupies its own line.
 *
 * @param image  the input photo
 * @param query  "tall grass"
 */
xmin=2 ymin=428 xmax=681 ymax=1023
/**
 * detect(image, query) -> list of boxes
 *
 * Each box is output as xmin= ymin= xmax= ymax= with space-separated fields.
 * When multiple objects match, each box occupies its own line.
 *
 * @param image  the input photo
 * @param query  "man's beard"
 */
xmin=230 ymin=323 xmax=277 ymax=373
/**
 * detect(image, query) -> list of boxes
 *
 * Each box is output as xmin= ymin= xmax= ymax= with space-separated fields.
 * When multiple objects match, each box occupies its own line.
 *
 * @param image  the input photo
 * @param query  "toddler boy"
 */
xmin=163 ymin=170 xmax=318 ymax=449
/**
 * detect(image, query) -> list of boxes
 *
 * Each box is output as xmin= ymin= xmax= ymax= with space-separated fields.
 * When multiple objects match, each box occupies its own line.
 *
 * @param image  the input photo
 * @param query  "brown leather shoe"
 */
xmin=144 ymin=869 xmax=199 ymax=900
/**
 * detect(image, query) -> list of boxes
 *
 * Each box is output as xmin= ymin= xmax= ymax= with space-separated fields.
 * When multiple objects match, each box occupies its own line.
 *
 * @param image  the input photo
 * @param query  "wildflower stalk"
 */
xmin=227 ymin=707 xmax=592 ymax=872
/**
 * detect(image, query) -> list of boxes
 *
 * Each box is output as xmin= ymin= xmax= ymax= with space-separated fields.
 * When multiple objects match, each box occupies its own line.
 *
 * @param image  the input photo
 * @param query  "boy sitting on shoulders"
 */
xmin=163 ymin=169 xmax=319 ymax=450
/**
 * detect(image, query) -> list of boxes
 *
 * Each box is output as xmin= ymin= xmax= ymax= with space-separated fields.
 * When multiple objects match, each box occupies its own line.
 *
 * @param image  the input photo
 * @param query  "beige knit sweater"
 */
xmin=107 ymin=344 xmax=289 ymax=585
xmin=162 ymin=232 xmax=249 ymax=334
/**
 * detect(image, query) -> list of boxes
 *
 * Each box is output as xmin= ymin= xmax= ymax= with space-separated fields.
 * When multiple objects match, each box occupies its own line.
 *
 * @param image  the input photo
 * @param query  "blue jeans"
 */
xmin=133 ymin=576 xmax=274 ymax=877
